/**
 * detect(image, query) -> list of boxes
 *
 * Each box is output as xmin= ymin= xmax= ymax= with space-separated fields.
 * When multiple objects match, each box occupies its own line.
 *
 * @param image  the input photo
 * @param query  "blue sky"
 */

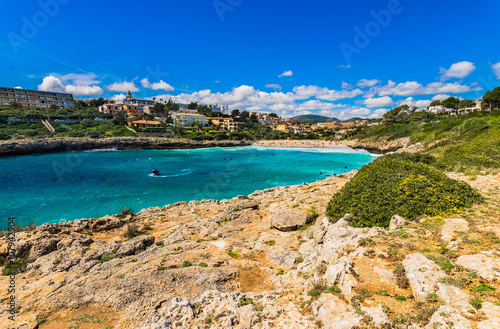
xmin=1 ymin=0 xmax=499 ymax=119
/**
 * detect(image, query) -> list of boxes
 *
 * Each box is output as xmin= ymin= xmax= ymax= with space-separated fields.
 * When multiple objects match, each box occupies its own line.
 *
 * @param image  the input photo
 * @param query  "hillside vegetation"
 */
xmin=353 ymin=110 xmax=500 ymax=174
xmin=325 ymin=157 xmax=483 ymax=228
xmin=327 ymin=100 xmax=500 ymax=227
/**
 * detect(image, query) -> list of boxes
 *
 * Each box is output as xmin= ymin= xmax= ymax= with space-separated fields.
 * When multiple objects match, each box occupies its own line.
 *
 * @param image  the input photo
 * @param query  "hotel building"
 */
xmin=0 ymin=87 xmax=75 ymax=109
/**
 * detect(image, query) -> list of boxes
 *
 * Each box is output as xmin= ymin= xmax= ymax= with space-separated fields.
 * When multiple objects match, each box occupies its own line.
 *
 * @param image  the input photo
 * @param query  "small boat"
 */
xmin=152 ymin=169 xmax=161 ymax=176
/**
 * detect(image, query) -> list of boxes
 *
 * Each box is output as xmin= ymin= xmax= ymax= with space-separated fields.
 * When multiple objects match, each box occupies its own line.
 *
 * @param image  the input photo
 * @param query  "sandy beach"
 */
xmin=253 ymin=139 xmax=348 ymax=148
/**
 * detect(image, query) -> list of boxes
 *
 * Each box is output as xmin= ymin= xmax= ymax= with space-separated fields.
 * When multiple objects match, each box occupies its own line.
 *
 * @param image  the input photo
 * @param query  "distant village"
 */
xmin=93 ymin=91 xmax=379 ymax=137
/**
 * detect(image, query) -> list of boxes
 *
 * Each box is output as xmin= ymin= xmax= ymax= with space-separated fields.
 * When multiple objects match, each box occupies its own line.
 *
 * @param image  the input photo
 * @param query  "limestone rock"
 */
xmin=361 ymin=305 xmax=390 ymax=327
xmin=313 ymin=295 xmax=362 ymax=329
xmin=325 ymin=257 xmax=356 ymax=300
xmin=437 ymin=283 xmax=474 ymax=313
xmin=402 ymin=253 xmax=446 ymax=302
xmin=269 ymin=249 xmax=301 ymax=269
xmin=313 ymin=217 xmax=330 ymax=244
xmin=477 ymin=302 xmax=500 ymax=329
xmin=389 ymin=215 xmax=406 ymax=232
xmin=441 ymin=218 xmax=468 ymax=243
xmin=455 ymin=253 xmax=500 ymax=280
xmin=424 ymin=305 xmax=472 ymax=329
xmin=116 ymin=235 xmax=155 ymax=256
xmin=270 ymin=208 xmax=307 ymax=231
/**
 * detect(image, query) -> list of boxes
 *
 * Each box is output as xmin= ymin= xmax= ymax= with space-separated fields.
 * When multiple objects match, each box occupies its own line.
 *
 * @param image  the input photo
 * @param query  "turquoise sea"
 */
xmin=0 ymin=146 xmax=376 ymax=227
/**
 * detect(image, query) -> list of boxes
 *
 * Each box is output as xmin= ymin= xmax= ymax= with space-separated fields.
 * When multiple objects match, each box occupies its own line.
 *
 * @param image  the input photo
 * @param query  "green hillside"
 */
xmin=291 ymin=115 xmax=339 ymax=123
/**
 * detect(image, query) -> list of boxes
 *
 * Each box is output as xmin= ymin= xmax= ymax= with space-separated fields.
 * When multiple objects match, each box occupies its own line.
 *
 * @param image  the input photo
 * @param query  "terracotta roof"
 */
xmin=132 ymin=120 xmax=161 ymax=124
xmin=172 ymin=113 xmax=206 ymax=117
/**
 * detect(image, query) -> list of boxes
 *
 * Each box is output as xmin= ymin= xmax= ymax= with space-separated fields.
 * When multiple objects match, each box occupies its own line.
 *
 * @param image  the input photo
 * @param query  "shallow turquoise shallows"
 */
xmin=0 ymin=146 xmax=376 ymax=227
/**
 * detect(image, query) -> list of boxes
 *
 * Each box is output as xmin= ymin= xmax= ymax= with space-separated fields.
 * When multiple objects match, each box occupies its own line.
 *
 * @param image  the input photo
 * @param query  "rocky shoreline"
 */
xmin=0 ymin=137 xmax=252 ymax=157
xmin=0 ymin=136 xmax=412 ymax=157
xmin=1 ymin=170 xmax=499 ymax=329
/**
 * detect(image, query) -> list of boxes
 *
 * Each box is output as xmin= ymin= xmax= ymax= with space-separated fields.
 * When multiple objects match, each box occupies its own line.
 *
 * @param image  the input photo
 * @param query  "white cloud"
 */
xmin=141 ymin=78 xmax=174 ymax=92
xmin=65 ymin=85 xmax=104 ymax=95
xmin=432 ymin=94 xmax=450 ymax=101
xmin=38 ymin=75 xmax=103 ymax=96
xmin=39 ymin=75 xmax=66 ymax=93
xmin=492 ymin=62 xmax=500 ymax=79
xmin=278 ymin=70 xmax=293 ymax=78
xmin=215 ymin=80 xmax=221 ymax=83
xmin=106 ymin=81 xmax=139 ymax=93
xmin=265 ymin=84 xmax=282 ymax=91
xmin=368 ymin=108 xmax=389 ymax=119
xmin=361 ymin=96 xmax=393 ymax=108
xmin=364 ymin=80 xmax=474 ymax=98
xmin=292 ymin=85 xmax=363 ymax=101
xmin=440 ymin=61 xmax=476 ymax=80
xmin=14 ymin=86 xmax=22 ymax=89
xmin=357 ymin=79 xmax=380 ymax=88
xmin=55 ymin=73 xmax=101 ymax=86
xmin=341 ymin=82 xmax=352 ymax=89
xmin=338 ymin=64 xmax=351 ymax=69
xmin=110 ymin=94 xmax=127 ymax=103
xmin=397 ymin=97 xmax=431 ymax=109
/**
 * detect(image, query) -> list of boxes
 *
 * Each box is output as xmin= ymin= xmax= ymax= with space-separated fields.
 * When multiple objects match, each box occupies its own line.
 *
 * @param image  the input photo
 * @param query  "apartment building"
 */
xmin=206 ymin=117 xmax=239 ymax=131
xmin=0 ymin=86 xmax=75 ymax=109
xmin=98 ymin=104 xmax=122 ymax=114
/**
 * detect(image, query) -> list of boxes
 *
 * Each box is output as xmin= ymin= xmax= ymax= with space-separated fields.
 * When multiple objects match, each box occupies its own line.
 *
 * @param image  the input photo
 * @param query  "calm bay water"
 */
xmin=0 ymin=146 xmax=376 ymax=227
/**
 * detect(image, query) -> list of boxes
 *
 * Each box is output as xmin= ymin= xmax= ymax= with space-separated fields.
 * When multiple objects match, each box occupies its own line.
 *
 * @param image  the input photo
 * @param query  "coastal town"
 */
xmin=1 ymin=85 xmax=497 ymax=143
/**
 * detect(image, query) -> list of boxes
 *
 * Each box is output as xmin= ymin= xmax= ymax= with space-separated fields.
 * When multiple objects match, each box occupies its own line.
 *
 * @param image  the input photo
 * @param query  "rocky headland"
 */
xmin=1 ymin=165 xmax=499 ymax=329
xmin=0 ymin=138 xmax=251 ymax=157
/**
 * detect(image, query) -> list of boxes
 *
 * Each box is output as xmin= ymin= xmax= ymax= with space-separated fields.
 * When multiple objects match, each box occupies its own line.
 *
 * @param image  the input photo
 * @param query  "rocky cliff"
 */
xmin=0 ymin=138 xmax=251 ymax=157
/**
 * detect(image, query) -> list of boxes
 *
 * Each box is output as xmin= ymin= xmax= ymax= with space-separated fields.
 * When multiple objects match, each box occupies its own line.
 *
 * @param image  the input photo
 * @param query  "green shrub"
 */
xmin=101 ymin=252 xmax=117 ymax=262
xmin=471 ymin=284 xmax=496 ymax=295
xmin=470 ymin=298 xmax=482 ymax=309
xmin=426 ymin=255 xmax=454 ymax=273
xmin=327 ymin=285 xmax=341 ymax=293
xmin=373 ymin=152 xmax=436 ymax=165
xmin=182 ymin=261 xmax=192 ymax=267
xmin=325 ymin=159 xmax=482 ymax=227
xmin=198 ymin=262 xmax=208 ymax=268
xmin=226 ymin=249 xmax=240 ymax=258
xmin=456 ymin=117 xmax=490 ymax=137
xmin=1 ymin=259 xmax=26 ymax=276
xmin=123 ymin=224 xmax=140 ymax=239
xmin=307 ymin=285 xmax=328 ymax=298
xmin=434 ymin=133 xmax=500 ymax=173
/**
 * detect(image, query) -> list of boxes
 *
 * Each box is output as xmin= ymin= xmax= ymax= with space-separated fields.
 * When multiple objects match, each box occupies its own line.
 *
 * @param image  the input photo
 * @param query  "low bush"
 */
xmin=325 ymin=159 xmax=482 ymax=227
xmin=373 ymin=152 xmax=436 ymax=165
xmin=123 ymin=224 xmax=140 ymax=239
xmin=434 ymin=132 xmax=500 ymax=173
